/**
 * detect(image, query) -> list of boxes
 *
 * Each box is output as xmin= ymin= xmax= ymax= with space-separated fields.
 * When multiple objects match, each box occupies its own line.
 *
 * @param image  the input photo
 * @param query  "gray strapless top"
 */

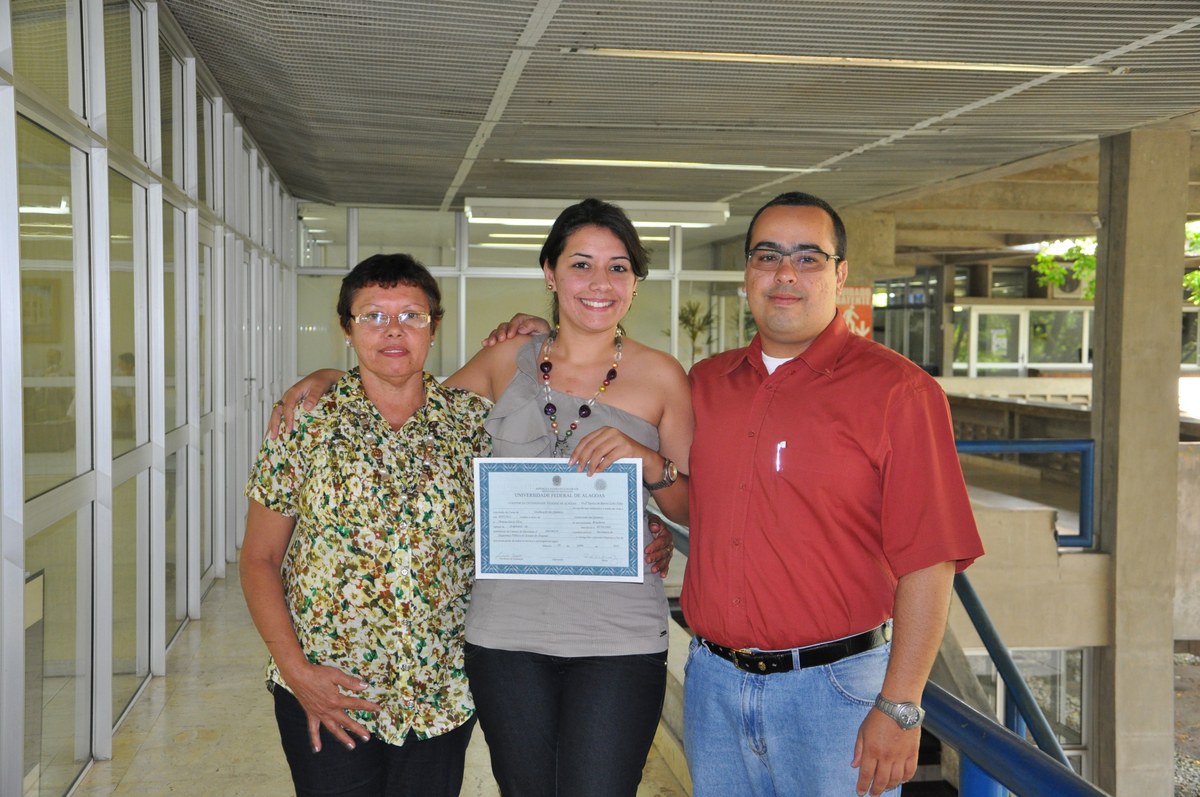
xmin=465 ymin=335 xmax=669 ymax=656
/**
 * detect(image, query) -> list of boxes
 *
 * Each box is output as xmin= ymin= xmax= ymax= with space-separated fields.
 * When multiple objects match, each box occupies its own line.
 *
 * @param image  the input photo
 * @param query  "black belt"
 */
xmin=698 ymin=623 xmax=891 ymax=675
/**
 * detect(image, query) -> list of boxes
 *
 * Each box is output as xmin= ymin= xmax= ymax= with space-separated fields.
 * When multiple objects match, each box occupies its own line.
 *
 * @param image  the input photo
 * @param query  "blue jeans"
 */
xmin=464 ymin=643 xmax=667 ymax=797
xmin=683 ymin=636 xmax=900 ymax=796
xmin=272 ymin=684 xmax=475 ymax=797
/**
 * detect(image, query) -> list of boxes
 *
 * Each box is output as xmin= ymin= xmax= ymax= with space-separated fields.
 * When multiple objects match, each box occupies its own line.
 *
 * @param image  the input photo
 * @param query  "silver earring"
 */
xmin=345 ymin=339 xmax=352 ymax=347
xmin=546 ymin=283 xmax=554 ymax=292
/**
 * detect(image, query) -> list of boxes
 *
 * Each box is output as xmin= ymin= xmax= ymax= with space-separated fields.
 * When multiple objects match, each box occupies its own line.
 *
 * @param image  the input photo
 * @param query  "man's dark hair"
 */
xmin=744 ymin=191 xmax=848 ymax=261
xmin=336 ymin=253 xmax=444 ymax=333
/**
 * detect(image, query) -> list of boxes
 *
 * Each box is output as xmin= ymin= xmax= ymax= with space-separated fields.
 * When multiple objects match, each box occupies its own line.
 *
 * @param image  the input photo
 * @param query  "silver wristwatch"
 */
xmin=644 ymin=458 xmax=679 ymax=491
xmin=873 ymin=693 xmax=925 ymax=730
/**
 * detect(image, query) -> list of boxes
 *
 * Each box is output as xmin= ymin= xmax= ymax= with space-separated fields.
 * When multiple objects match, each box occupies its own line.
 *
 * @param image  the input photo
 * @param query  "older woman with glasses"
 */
xmin=241 ymin=253 xmax=491 ymax=797
xmin=269 ymin=199 xmax=690 ymax=796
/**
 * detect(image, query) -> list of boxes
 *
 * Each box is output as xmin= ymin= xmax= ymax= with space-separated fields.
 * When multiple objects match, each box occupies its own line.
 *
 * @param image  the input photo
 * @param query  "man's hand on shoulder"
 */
xmin=268 ymin=369 xmax=344 ymax=438
xmin=481 ymin=313 xmax=551 ymax=347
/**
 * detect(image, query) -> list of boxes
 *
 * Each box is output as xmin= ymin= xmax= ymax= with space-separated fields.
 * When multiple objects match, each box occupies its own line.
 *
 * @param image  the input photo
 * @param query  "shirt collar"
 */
xmin=717 ymin=313 xmax=848 ymax=378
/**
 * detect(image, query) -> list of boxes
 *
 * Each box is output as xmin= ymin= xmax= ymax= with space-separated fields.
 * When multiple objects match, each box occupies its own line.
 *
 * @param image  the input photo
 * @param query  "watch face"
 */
xmin=897 ymin=705 xmax=921 ymax=727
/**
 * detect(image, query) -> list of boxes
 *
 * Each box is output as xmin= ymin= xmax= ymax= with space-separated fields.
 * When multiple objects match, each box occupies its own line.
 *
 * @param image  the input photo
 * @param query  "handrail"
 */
xmin=954 ymin=572 xmax=1070 ymax=767
xmin=955 ymin=437 xmax=1095 ymax=548
xmin=923 ymin=682 xmax=1108 ymax=797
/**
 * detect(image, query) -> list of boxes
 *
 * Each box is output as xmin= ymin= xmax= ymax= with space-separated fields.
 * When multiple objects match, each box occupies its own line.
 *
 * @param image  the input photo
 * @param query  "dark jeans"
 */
xmin=464 ymin=643 xmax=668 ymax=797
xmin=272 ymin=685 xmax=474 ymax=797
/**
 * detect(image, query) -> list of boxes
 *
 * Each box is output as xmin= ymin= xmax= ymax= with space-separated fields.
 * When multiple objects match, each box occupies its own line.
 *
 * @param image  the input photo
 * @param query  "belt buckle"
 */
xmin=733 ymin=648 xmax=769 ymax=673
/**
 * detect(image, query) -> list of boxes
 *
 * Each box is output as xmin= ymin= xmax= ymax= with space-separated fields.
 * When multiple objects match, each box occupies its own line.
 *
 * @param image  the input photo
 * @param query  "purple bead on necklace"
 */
xmin=540 ymin=331 xmax=622 ymax=456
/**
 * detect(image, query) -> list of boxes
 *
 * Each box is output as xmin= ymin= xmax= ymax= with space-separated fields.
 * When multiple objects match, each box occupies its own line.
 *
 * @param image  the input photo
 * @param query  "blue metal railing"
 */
xmin=954 ymin=572 xmax=1070 ymax=766
xmin=955 ymin=438 xmax=1095 ymax=548
xmin=923 ymin=681 xmax=1107 ymax=797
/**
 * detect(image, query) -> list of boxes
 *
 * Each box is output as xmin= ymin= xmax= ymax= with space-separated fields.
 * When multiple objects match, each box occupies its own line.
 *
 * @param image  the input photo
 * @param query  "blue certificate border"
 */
xmin=474 ymin=458 xmax=642 ymax=580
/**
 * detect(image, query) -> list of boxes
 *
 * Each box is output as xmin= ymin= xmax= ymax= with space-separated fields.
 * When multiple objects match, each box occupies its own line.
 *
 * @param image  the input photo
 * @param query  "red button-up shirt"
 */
xmin=682 ymin=317 xmax=983 ymax=650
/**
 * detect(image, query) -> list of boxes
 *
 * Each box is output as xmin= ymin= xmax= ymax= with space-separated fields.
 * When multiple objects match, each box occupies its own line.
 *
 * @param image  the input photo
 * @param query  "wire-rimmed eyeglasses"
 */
xmin=352 ymin=311 xmax=432 ymax=329
xmin=746 ymin=245 xmax=841 ymax=272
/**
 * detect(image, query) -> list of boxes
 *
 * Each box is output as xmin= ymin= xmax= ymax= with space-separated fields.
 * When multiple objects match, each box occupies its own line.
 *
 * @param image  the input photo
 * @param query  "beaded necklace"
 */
xmin=540 ymin=331 xmax=622 ymax=456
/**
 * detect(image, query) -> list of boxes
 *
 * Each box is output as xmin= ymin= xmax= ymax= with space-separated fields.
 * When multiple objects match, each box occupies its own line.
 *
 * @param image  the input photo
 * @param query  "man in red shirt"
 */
xmin=680 ymin=191 xmax=983 ymax=796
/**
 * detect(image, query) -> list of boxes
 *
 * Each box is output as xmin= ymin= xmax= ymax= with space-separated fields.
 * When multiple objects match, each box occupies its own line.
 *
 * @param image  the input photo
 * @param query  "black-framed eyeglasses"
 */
xmin=746 ymin=245 xmax=841 ymax=273
xmin=352 ymin=311 xmax=432 ymax=329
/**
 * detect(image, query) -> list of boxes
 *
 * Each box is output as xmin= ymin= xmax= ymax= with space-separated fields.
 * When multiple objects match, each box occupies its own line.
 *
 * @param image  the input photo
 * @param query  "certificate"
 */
xmin=474 ymin=458 xmax=644 ymax=582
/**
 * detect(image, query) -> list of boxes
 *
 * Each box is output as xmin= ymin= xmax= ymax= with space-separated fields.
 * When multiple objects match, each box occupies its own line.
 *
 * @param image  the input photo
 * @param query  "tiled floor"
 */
xmin=68 ymin=562 xmax=686 ymax=796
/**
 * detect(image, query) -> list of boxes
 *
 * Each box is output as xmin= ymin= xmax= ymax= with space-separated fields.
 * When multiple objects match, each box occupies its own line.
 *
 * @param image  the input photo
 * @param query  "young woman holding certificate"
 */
xmin=270 ymin=198 xmax=692 ymax=796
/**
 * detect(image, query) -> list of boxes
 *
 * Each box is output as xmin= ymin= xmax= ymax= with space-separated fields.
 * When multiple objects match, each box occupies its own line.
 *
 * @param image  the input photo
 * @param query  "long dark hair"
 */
xmin=539 ymin=198 xmax=649 ymax=324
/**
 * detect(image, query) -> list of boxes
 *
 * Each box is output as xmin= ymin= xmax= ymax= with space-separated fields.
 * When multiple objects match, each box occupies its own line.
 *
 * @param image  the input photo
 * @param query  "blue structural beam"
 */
xmin=955 ymin=438 xmax=1095 ymax=548
xmin=923 ymin=682 xmax=1109 ymax=797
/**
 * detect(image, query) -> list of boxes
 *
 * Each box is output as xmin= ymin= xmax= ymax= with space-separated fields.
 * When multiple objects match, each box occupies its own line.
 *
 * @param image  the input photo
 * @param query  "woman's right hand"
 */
xmin=280 ymin=660 xmax=383 ymax=753
xmin=268 ymin=369 xmax=345 ymax=438
xmin=480 ymin=313 xmax=551 ymax=347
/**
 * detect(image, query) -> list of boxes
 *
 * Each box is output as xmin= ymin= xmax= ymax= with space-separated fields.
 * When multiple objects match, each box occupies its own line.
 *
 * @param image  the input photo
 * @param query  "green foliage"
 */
xmin=1038 ymin=224 xmax=1200 ymax=305
xmin=1184 ymin=270 xmax=1200 ymax=306
xmin=1031 ymin=240 xmax=1096 ymax=300
xmin=1180 ymin=224 xmax=1200 ymax=305
xmin=677 ymin=299 xmax=714 ymax=366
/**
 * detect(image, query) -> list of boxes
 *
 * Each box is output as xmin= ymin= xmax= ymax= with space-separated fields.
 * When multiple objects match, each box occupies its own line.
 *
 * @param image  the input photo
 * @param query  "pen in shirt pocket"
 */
xmin=775 ymin=440 xmax=786 ymax=473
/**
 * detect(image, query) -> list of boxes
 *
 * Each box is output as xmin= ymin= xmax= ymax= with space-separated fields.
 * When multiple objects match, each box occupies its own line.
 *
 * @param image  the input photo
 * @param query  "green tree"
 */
xmin=1033 ymin=223 xmax=1200 ymax=302
xmin=677 ymin=300 xmax=714 ymax=367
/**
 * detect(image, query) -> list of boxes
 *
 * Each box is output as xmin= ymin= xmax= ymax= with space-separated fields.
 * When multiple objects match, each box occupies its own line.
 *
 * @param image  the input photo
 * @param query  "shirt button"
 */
xmin=400 ymin=568 xmax=410 ymax=577
xmin=732 ymin=539 xmax=741 ymax=547
xmin=747 ymin=430 xmax=755 ymax=437
xmin=732 ymin=597 xmax=742 ymax=606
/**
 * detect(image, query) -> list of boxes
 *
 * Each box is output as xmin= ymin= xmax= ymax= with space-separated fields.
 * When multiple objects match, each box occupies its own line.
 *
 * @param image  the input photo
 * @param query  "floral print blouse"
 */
xmin=245 ymin=369 xmax=491 ymax=744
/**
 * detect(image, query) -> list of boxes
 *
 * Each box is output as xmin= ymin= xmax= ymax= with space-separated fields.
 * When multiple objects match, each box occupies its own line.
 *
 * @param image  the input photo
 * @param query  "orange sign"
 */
xmin=837 ymin=286 xmax=873 ymax=337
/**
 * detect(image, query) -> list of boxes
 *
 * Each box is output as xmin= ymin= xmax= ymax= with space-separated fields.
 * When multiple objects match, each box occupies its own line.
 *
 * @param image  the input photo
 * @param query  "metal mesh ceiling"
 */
xmin=162 ymin=0 xmax=1200 ymax=233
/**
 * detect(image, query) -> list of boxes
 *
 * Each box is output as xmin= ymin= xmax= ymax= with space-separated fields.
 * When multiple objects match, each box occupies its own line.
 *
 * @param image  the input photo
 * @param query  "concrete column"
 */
xmin=1092 ymin=128 xmax=1189 ymax=794
xmin=840 ymin=209 xmax=897 ymax=286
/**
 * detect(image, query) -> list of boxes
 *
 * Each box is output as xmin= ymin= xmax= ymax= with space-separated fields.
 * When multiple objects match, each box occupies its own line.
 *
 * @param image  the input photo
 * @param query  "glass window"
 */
xmin=1030 ymin=310 xmax=1086 ymax=365
xmin=970 ymin=648 xmax=1086 ymax=747
xmin=165 ymin=450 xmax=186 ymax=643
xmin=201 ymin=430 xmax=215 ymax=578
xmin=1183 ymin=311 xmax=1198 ymax=366
xmin=954 ymin=266 xmax=972 ymax=298
xmin=468 ymin=220 xmax=552 ymax=269
xmin=159 ymin=44 xmax=183 ymax=185
xmin=200 ymin=243 xmax=212 ymax=415
xmin=104 ymin=0 xmax=143 ymax=155
xmin=163 ymin=201 xmax=186 ymax=430
xmin=298 ymin=203 xmax=348 ymax=268
xmin=19 ymin=119 xmax=87 ymax=500
xmin=976 ymin=311 xmax=1023 ymax=375
xmin=463 ymin=278 xmax=551 ymax=362
xmin=25 ymin=510 xmax=92 ymax=794
xmin=990 ymin=266 xmax=1028 ymax=298
xmin=12 ymin=0 xmax=75 ymax=110
xmin=677 ymin=281 xmax=750 ymax=361
xmin=297 ymin=275 xmax=355 ymax=378
xmin=622 ymin=279 xmax=671 ymax=355
xmin=112 ymin=474 xmax=149 ymax=720
xmin=110 ymin=170 xmax=146 ymax=454
xmin=951 ymin=307 xmax=970 ymax=375
xmin=358 ymin=208 xmax=457 ymax=266
xmin=197 ymin=93 xmax=214 ymax=207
